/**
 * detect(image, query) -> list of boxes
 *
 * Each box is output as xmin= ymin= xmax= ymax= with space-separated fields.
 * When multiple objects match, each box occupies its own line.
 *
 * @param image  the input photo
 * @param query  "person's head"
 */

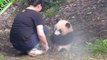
xmin=27 ymin=0 xmax=46 ymax=12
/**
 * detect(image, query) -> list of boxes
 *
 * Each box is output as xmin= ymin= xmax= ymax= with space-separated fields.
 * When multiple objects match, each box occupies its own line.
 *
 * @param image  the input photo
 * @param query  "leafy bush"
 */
xmin=44 ymin=5 xmax=59 ymax=17
xmin=43 ymin=0 xmax=65 ymax=17
xmin=15 ymin=0 xmax=27 ymax=5
xmin=43 ymin=0 xmax=64 ymax=10
xmin=14 ymin=0 xmax=28 ymax=9
xmin=88 ymin=38 xmax=107 ymax=54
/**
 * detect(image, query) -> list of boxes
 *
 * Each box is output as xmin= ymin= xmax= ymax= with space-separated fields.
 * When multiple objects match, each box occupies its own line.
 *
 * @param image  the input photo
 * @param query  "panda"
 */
xmin=50 ymin=20 xmax=74 ymax=52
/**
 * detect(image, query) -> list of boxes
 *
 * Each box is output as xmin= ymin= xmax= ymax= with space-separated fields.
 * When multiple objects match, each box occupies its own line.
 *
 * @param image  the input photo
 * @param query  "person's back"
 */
xmin=10 ymin=0 xmax=49 ymax=56
xmin=10 ymin=9 xmax=43 ymax=52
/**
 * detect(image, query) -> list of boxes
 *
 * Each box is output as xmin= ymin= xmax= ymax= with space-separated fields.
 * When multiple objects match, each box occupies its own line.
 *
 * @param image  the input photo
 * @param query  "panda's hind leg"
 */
xmin=58 ymin=44 xmax=71 ymax=52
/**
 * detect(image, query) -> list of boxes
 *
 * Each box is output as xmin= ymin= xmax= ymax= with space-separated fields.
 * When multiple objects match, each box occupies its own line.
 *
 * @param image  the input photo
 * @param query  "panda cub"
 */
xmin=51 ymin=20 xmax=74 ymax=52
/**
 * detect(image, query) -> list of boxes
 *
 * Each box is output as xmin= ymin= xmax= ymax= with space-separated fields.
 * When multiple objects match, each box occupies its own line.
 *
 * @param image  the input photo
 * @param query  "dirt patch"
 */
xmin=0 ymin=0 xmax=107 ymax=60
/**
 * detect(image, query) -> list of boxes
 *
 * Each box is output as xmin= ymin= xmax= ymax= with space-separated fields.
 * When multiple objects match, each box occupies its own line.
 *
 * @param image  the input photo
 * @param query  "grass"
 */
xmin=88 ymin=38 xmax=107 ymax=54
xmin=0 ymin=55 xmax=4 ymax=60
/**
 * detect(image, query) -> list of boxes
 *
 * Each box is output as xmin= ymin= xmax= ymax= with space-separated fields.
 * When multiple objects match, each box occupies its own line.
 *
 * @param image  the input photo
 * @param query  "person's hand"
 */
xmin=42 ymin=43 xmax=49 ymax=51
xmin=44 ymin=44 xmax=49 ymax=51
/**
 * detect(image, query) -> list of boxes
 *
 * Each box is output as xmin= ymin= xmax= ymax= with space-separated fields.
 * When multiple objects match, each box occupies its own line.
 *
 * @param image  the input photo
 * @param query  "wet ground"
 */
xmin=0 ymin=0 xmax=107 ymax=60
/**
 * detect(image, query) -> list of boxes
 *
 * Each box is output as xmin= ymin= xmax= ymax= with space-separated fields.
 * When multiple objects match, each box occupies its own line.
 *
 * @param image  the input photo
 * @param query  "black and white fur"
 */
xmin=51 ymin=20 xmax=74 ymax=52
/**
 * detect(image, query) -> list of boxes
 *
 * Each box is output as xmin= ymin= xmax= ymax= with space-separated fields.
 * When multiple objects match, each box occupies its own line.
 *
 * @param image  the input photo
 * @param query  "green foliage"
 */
xmin=44 ymin=5 xmax=59 ymax=17
xmin=0 ymin=55 xmax=4 ymax=60
xmin=0 ymin=0 xmax=14 ymax=14
xmin=43 ymin=0 xmax=65 ymax=17
xmin=14 ymin=0 xmax=65 ymax=17
xmin=43 ymin=0 xmax=64 ymax=10
xmin=15 ymin=0 xmax=27 ymax=5
xmin=88 ymin=38 xmax=107 ymax=54
xmin=14 ymin=0 xmax=28 ymax=10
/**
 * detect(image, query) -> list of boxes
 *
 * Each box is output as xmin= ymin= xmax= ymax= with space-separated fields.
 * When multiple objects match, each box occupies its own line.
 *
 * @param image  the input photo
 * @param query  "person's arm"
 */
xmin=36 ymin=25 xmax=49 ymax=51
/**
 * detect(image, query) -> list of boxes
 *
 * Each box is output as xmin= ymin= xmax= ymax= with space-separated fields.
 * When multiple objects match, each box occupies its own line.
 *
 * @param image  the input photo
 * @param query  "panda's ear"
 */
xmin=65 ymin=23 xmax=71 ymax=28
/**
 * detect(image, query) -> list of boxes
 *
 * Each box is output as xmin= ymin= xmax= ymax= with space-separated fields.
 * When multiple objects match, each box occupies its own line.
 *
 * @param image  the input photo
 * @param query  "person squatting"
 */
xmin=10 ymin=0 xmax=49 ymax=56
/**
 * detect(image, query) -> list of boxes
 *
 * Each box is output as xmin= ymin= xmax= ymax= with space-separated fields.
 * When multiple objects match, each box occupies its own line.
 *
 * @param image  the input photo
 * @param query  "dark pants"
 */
xmin=11 ymin=26 xmax=49 ymax=53
xmin=22 ymin=26 xmax=48 ymax=52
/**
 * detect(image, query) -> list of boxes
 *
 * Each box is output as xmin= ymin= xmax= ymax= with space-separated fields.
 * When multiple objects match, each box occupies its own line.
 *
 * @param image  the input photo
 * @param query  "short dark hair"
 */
xmin=27 ymin=0 xmax=47 ymax=7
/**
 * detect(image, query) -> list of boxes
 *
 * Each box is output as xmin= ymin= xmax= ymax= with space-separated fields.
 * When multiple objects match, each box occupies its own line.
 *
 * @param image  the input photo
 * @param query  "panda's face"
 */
xmin=54 ymin=20 xmax=73 ymax=35
xmin=54 ymin=29 xmax=62 ymax=35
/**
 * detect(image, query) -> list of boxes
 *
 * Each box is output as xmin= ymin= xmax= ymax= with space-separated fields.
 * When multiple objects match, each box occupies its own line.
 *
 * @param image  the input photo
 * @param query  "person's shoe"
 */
xmin=28 ymin=49 xmax=44 ymax=57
